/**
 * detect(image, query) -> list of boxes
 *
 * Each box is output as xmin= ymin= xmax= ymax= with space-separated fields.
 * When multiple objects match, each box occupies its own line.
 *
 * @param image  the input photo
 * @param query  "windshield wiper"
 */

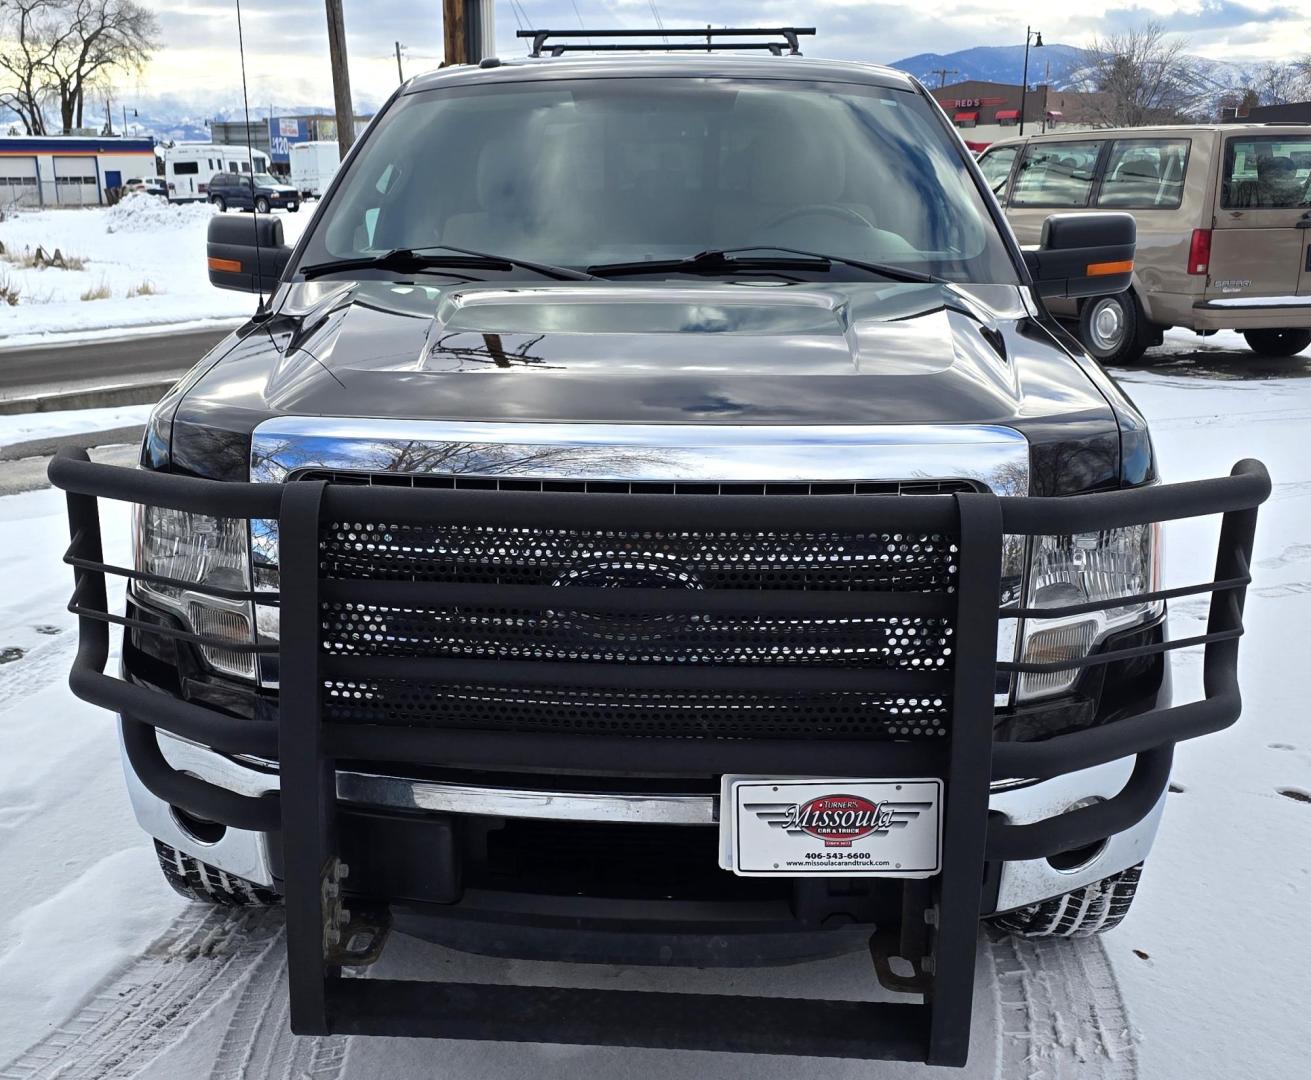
xmin=299 ymin=244 xmax=597 ymax=282
xmin=587 ymin=246 xmax=944 ymax=285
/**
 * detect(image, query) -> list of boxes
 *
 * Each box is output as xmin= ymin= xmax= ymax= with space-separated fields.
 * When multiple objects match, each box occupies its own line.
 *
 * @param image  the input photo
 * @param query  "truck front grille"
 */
xmin=316 ymin=494 xmax=962 ymax=741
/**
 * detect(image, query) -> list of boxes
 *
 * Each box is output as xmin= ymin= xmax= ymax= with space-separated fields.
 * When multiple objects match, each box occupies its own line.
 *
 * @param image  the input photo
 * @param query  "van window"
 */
xmin=1096 ymin=138 xmax=1189 ymax=209
xmin=1222 ymin=135 xmax=1311 ymax=209
xmin=977 ymin=146 xmax=1018 ymax=199
xmin=1011 ymin=141 xmax=1103 ymax=207
xmin=172 ymin=161 xmax=199 ymax=175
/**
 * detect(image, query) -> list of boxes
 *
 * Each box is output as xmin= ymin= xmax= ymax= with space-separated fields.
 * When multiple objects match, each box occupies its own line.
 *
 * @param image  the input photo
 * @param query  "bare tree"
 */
xmin=0 ymin=0 xmax=56 ymax=134
xmin=1249 ymin=60 xmax=1310 ymax=107
xmin=1073 ymin=22 xmax=1206 ymax=126
xmin=44 ymin=0 xmax=158 ymax=132
xmin=0 ymin=0 xmax=157 ymax=134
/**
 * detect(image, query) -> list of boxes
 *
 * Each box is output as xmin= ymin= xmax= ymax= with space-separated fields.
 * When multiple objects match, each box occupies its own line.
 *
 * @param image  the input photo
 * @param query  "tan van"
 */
xmin=978 ymin=125 xmax=1311 ymax=362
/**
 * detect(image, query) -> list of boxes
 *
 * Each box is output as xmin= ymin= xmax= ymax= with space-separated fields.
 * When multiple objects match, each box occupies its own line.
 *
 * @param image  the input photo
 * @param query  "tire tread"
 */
xmin=991 ymin=863 xmax=1142 ymax=938
xmin=155 ymin=841 xmax=280 ymax=907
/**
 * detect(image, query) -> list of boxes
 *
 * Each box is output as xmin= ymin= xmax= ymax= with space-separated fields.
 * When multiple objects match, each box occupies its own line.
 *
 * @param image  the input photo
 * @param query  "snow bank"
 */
xmin=0 ymin=403 xmax=154 ymax=450
xmin=103 ymin=192 xmax=219 ymax=233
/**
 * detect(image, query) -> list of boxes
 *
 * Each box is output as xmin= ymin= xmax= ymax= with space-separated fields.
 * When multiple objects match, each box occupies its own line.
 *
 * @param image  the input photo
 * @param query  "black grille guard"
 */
xmin=48 ymin=447 xmax=1269 ymax=1066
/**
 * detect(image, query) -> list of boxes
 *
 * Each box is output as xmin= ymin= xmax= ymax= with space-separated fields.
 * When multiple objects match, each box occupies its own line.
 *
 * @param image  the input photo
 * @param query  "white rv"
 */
xmin=163 ymin=144 xmax=271 ymax=202
xmin=289 ymin=141 xmax=341 ymax=199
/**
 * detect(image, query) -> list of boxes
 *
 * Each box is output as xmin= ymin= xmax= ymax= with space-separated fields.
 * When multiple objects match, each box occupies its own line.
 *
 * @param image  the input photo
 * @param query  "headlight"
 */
xmin=132 ymin=505 xmax=256 ymax=681
xmin=1017 ymin=522 xmax=1162 ymax=700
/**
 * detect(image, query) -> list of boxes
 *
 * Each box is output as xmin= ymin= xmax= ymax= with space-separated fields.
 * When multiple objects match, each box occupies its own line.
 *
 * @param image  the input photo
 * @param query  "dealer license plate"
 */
xmin=719 ymin=777 xmax=943 ymax=878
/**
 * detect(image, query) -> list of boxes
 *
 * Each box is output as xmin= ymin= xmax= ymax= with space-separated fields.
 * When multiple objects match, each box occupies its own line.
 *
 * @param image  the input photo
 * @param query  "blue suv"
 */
xmin=207 ymin=170 xmax=299 ymax=214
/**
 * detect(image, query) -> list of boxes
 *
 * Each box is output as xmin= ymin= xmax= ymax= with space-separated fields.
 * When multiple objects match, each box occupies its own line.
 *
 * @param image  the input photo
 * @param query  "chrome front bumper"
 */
xmin=125 ymin=728 xmax=1165 ymax=916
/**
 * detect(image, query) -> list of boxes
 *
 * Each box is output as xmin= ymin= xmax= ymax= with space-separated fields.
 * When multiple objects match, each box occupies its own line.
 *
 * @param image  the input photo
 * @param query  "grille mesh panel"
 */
xmin=325 ymin=679 xmax=950 ymax=740
xmin=322 ymin=602 xmax=953 ymax=669
xmin=320 ymin=523 xmax=960 ymax=592
xmin=316 ymin=500 xmax=961 ymax=741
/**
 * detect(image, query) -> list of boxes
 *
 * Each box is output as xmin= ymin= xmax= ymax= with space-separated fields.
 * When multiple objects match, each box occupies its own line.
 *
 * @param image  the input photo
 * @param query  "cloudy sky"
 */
xmin=128 ymin=0 xmax=1308 ymax=113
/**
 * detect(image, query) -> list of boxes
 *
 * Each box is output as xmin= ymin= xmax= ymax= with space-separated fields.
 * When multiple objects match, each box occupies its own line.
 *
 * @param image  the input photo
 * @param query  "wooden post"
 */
xmin=324 ymin=0 xmax=356 ymax=158
xmin=443 ymin=0 xmax=467 ymax=66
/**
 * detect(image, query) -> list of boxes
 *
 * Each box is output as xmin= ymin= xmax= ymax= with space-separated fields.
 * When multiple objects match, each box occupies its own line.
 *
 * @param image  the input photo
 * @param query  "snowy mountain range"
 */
xmin=888 ymin=42 xmax=1256 ymax=95
xmin=889 ymin=44 xmax=1087 ymax=89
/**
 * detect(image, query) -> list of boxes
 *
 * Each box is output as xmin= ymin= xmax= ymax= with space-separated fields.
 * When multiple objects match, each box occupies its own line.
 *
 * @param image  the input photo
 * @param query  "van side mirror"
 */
xmin=206 ymin=214 xmax=292 ymax=294
xmin=1022 ymin=212 xmax=1136 ymax=299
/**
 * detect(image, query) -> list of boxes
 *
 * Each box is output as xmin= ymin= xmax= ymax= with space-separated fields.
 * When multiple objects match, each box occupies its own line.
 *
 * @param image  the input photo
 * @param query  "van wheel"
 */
xmin=1243 ymin=328 xmax=1311 ymax=357
xmin=155 ymin=841 xmax=279 ymax=906
xmin=1078 ymin=293 xmax=1149 ymax=365
xmin=255 ymin=196 xmax=271 ymax=215
xmin=990 ymin=863 xmax=1143 ymax=938
xmin=210 ymin=196 xmax=226 ymax=212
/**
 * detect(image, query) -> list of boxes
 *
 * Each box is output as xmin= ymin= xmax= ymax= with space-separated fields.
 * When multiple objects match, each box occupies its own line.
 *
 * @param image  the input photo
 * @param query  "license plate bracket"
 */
xmin=719 ymin=777 xmax=943 ymax=878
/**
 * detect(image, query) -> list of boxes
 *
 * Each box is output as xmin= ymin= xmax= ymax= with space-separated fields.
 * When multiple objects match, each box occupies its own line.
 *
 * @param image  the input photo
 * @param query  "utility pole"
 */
xmin=442 ymin=0 xmax=467 ymax=66
xmin=395 ymin=41 xmax=405 ymax=82
xmin=928 ymin=67 xmax=959 ymax=89
xmin=324 ymin=0 xmax=356 ymax=158
xmin=442 ymin=0 xmax=493 ymax=65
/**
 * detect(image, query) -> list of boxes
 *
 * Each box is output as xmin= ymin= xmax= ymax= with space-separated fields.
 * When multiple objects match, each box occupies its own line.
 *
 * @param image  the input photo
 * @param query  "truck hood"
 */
xmin=171 ymin=278 xmax=1140 ymax=493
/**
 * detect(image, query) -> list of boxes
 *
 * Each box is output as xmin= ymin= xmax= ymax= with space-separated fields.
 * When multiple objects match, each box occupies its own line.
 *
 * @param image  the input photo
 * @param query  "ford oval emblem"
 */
xmin=550 ymin=558 xmax=704 ymax=642
xmin=552 ymin=559 xmax=704 ymax=592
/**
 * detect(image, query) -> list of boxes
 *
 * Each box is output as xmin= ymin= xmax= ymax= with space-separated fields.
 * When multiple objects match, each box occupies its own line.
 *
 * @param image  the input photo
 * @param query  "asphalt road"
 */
xmin=0 ymin=326 xmax=233 ymax=396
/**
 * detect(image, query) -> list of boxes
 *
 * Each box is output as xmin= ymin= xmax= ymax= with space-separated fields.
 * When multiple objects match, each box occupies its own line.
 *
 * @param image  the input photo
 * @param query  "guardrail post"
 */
xmin=278 ymin=480 xmax=332 ymax=1034
xmin=927 ymin=492 xmax=1002 ymax=1066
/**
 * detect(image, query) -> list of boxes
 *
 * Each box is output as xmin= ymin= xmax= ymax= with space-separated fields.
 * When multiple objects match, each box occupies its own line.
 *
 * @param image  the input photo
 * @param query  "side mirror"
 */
xmin=1022 ymin=212 xmax=1136 ymax=299
xmin=206 ymin=214 xmax=292 ymax=294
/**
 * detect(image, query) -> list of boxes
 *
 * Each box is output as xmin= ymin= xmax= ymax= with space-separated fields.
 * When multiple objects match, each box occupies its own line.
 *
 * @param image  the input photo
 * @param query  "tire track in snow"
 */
xmin=993 ymin=931 xmax=1138 ymax=1080
xmin=0 ymin=906 xmax=345 ymax=1080
xmin=2 ymin=902 xmax=1136 ymax=1079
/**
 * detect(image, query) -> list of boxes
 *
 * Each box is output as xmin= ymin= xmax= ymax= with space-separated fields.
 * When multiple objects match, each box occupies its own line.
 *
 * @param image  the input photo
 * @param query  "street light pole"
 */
xmin=1019 ymin=26 xmax=1042 ymax=137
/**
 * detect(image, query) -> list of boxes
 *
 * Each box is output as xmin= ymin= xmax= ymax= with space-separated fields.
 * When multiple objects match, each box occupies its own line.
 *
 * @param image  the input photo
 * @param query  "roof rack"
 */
xmin=518 ymin=27 xmax=816 ymax=58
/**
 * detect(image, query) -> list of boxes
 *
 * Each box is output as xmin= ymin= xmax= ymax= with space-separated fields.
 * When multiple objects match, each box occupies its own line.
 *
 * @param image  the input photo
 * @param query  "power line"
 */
xmin=570 ymin=0 xmax=591 ymax=46
xmin=648 ymin=1 xmax=668 ymax=44
xmin=510 ymin=0 xmax=532 ymax=32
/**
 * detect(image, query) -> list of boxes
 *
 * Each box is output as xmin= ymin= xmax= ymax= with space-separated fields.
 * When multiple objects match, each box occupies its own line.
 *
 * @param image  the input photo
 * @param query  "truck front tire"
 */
xmin=990 ymin=863 xmax=1143 ymax=938
xmin=1243 ymin=328 xmax=1311 ymax=357
xmin=155 ymin=841 xmax=280 ymax=907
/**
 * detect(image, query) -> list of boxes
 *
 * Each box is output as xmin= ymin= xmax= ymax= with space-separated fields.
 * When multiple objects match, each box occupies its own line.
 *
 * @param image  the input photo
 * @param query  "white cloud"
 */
xmin=119 ymin=0 xmax=1308 ymax=108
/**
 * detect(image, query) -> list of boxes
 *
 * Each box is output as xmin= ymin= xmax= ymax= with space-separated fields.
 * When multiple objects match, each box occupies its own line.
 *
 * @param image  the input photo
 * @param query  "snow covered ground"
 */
xmin=0 ymin=196 xmax=309 ymax=345
xmin=0 ymin=351 xmax=1307 ymax=1077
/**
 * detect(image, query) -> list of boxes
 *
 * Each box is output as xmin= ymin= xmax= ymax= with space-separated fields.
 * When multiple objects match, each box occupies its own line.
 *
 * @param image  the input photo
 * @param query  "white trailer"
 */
xmin=163 ymin=144 xmax=270 ymax=202
xmin=289 ymin=141 xmax=341 ymax=199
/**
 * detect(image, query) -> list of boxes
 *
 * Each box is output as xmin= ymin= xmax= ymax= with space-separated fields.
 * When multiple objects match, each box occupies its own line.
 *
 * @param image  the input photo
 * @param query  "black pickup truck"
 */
xmin=51 ymin=29 xmax=1267 ymax=1068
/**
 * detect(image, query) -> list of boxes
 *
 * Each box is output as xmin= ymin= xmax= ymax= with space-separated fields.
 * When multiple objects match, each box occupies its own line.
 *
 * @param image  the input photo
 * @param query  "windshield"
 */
xmin=297 ymin=77 xmax=1017 ymax=283
xmin=253 ymin=173 xmax=280 ymax=186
